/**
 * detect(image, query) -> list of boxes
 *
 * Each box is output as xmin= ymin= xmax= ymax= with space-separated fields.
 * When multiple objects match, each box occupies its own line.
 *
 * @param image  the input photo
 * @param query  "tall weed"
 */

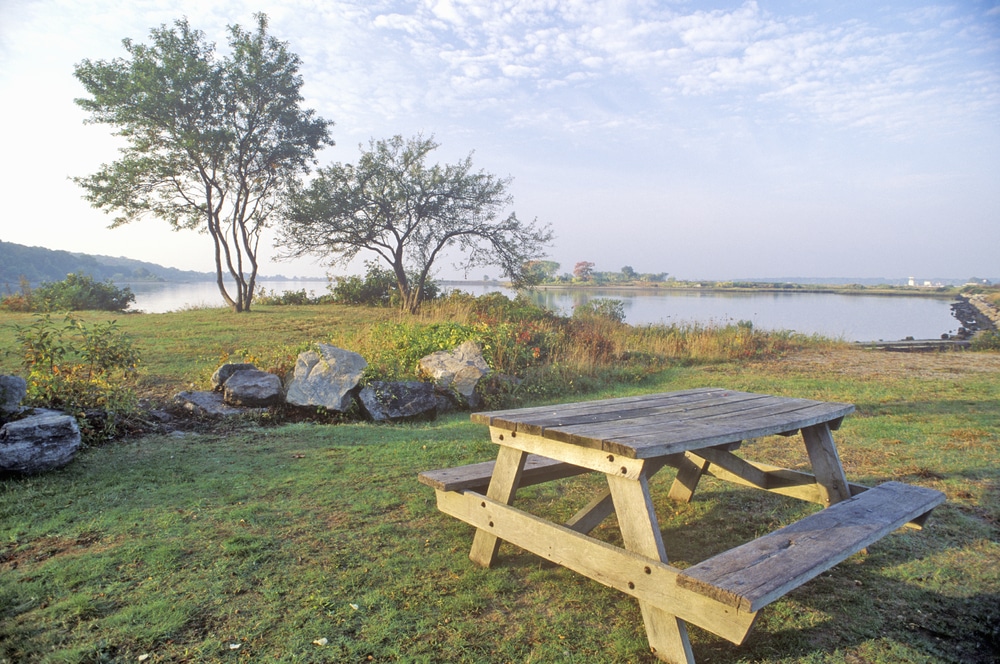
xmin=12 ymin=314 xmax=140 ymax=443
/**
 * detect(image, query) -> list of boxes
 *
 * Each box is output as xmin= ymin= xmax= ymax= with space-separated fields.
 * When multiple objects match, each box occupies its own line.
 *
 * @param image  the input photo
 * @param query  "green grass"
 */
xmin=2 ymin=338 xmax=998 ymax=663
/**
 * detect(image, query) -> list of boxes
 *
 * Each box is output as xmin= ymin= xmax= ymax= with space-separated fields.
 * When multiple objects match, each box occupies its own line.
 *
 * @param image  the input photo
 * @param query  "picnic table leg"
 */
xmin=568 ymin=457 xmax=677 ymax=534
xmin=607 ymin=471 xmax=696 ymax=664
xmin=469 ymin=445 xmax=528 ymax=568
xmin=667 ymin=452 xmax=710 ymax=503
xmin=801 ymin=423 xmax=852 ymax=506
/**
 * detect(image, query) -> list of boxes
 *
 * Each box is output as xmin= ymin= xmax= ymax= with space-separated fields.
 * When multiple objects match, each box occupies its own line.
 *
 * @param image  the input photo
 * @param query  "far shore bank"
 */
xmin=444 ymin=280 xmax=967 ymax=299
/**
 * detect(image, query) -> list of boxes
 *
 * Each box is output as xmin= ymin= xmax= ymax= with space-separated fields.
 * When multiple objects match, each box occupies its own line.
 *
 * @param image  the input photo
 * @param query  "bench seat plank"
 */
xmin=417 ymin=454 xmax=589 ymax=492
xmin=676 ymin=481 xmax=945 ymax=612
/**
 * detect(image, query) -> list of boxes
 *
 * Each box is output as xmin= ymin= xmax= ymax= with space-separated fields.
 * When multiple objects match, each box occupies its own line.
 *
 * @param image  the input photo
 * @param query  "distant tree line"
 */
xmin=521 ymin=260 xmax=668 ymax=285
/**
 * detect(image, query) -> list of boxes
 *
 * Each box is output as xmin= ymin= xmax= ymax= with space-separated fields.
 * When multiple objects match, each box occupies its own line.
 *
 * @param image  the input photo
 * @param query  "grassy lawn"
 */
xmin=1 ymin=306 xmax=998 ymax=663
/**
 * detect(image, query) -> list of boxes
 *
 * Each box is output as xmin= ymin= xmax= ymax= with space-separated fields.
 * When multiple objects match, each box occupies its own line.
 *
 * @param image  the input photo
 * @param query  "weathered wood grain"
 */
xmin=676 ymin=482 xmax=945 ymax=613
xmin=474 ymin=389 xmax=854 ymax=459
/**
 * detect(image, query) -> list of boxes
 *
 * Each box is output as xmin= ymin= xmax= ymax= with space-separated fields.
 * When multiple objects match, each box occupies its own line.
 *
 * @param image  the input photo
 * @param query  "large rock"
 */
xmin=0 ymin=375 xmax=27 ymax=417
xmin=0 ymin=410 xmax=81 ymax=474
xmin=174 ymin=391 xmax=255 ymax=417
xmin=358 ymin=381 xmax=438 ymax=423
xmin=223 ymin=369 xmax=283 ymax=407
xmin=285 ymin=344 xmax=367 ymax=412
xmin=211 ymin=363 xmax=259 ymax=391
xmin=418 ymin=341 xmax=491 ymax=408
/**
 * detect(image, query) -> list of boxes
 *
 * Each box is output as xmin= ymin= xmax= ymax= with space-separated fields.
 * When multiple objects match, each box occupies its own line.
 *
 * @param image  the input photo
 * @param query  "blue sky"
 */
xmin=1 ymin=0 xmax=998 ymax=281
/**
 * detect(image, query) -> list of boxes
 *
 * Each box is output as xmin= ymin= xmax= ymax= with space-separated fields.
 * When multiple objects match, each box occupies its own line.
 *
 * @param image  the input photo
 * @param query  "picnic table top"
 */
xmin=470 ymin=387 xmax=855 ymax=459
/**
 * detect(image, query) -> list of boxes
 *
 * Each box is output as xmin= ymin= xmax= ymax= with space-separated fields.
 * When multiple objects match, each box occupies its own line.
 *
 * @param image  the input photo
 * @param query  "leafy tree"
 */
xmin=278 ymin=134 xmax=553 ymax=313
xmin=620 ymin=265 xmax=637 ymax=281
xmin=73 ymin=14 xmax=333 ymax=312
xmin=522 ymin=260 xmax=560 ymax=286
xmin=573 ymin=261 xmax=595 ymax=281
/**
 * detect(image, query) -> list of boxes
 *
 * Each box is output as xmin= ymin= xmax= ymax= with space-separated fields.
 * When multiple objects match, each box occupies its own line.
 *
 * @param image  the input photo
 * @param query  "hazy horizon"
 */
xmin=2 ymin=1 xmax=997 ymax=281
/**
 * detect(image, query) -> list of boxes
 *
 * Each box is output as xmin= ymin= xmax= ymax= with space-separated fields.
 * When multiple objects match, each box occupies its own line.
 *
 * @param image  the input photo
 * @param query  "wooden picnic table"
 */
xmin=419 ymin=388 xmax=944 ymax=663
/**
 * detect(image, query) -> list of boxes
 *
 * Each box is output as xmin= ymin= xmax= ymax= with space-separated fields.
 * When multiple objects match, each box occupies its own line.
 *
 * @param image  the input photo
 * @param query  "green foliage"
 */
xmin=331 ymin=261 xmax=439 ymax=308
xmin=12 ymin=314 xmax=140 ymax=443
xmin=73 ymin=14 xmax=333 ymax=312
xmin=280 ymin=134 xmax=553 ymax=313
xmin=9 ymin=273 xmax=136 ymax=312
xmin=971 ymin=330 xmax=1000 ymax=351
xmin=254 ymin=287 xmax=332 ymax=306
xmin=573 ymin=298 xmax=626 ymax=323
xmin=361 ymin=321 xmax=479 ymax=380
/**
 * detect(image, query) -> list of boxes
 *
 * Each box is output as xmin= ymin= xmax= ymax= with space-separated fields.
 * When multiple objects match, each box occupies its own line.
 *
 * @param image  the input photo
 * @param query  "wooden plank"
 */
xmin=470 ymin=387 xmax=725 ymax=427
xmin=484 ymin=389 xmax=741 ymax=435
xmin=693 ymin=447 xmax=769 ymax=489
xmin=564 ymin=456 xmax=677 ymax=534
xmin=702 ymin=459 xmax=868 ymax=504
xmin=436 ymin=488 xmax=758 ymax=645
xmin=469 ymin=445 xmax=527 ymax=567
xmin=607 ymin=472 xmax=695 ymax=663
xmin=667 ymin=452 xmax=710 ymax=503
xmin=601 ymin=401 xmax=855 ymax=459
xmin=487 ymin=428 xmax=648 ymax=479
xmin=474 ymin=390 xmax=853 ymax=461
xmin=676 ymin=482 xmax=945 ymax=613
xmin=418 ymin=454 xmax=589 ymax=492
xmin=801 ymin=423 xmax=852 ymax=505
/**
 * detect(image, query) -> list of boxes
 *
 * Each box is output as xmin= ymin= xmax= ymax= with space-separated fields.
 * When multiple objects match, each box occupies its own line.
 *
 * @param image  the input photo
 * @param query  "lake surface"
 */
xmin=126 ymin=281 xmax=961 ymax=343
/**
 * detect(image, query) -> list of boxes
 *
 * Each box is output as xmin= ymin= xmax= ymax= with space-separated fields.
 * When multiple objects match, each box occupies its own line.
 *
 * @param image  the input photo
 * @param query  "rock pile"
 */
xmin=173 ymin=340 xmax=494 ymax=423
xmin=951 ymin=294 xmax=1000 ymax=337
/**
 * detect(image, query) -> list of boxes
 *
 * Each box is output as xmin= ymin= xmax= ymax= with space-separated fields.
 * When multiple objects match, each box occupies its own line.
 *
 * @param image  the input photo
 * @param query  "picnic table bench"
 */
xmin=418 ymin=388 xmax=945 ymax=663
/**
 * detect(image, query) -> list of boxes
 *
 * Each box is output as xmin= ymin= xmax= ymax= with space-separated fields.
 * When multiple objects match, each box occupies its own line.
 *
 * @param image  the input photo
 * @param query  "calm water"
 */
xmin=126 ymin=281 xmax=960 ymax=342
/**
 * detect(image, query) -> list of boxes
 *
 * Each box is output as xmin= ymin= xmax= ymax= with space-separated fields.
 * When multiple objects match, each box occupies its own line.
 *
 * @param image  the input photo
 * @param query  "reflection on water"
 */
xmin=127 ymin=281 xmax=960 ymax=342
xmin=520 ymin=287 xmax=959 ymax=342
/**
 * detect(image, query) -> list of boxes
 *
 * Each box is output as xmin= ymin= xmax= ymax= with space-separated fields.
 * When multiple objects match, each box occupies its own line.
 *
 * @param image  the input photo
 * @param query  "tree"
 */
xmin=278 ymin=134 xmax=553 ymax=313
xmin=620 ymin=265 xmax=637 ymax=281
xmin=73 ymin=14 xmax=333 ymax=312
xmin=573 ymin=261 xmax=595 ymax=281
xmin=522 ymin=260 xmax=560 ymax=286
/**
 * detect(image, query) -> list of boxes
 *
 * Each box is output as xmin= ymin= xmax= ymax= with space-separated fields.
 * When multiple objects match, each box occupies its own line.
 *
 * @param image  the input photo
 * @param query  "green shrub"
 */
xmin=331 ymin=261 xmax=439 ymax=307
xmin=16 ymin=273 xmax=136 ymax=312
xmin=13 ymin=314 xmax=140 ymax=444
xmin=573 ymin=298 xmax=626 ymax=323
xmin=971 ymin=330 xmax=1000 ymax=351
xmin=361 ymin=321 xmax=479 ymax=380
xmin=255 ymin=287 xmax=331 ymax=306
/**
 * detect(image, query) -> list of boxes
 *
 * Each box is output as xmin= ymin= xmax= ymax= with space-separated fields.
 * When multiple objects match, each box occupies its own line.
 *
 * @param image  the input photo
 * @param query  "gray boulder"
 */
xmin=0 ymin=375 xmax=27 ymax=417
xmin=358 ymin=381 xmax=438 ymax=423
xmin=418 ymin=340 xmax=491 ymax=408
xmin=285 ymin=344 xmax=367 ymax=412
xmin=174 ymin=390 xmax=256 ymax=417
xmin=223 ymin=369 xmax=284 ymax=407
xmin=0 ymin=410 xmax=81 ymax=474
xmin=211 ymin=363 xmax=258 ymax=391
